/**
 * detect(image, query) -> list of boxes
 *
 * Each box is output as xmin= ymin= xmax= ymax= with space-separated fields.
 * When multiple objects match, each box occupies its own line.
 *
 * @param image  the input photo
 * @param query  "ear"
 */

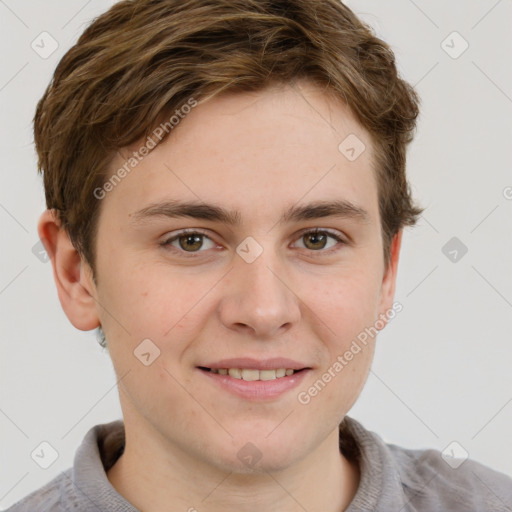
xmin=377 ymin=229 xmax=403 ymax=321
xmin=37 ymin=209 xmax=100 ymax=331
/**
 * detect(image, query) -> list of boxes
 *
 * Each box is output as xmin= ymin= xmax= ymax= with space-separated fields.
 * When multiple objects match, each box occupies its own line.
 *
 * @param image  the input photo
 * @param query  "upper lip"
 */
xmin=198 ymin=358 xmax=311 ymax=371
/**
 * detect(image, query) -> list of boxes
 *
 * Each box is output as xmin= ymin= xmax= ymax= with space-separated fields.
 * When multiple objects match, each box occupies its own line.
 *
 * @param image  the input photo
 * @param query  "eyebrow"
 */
xmin=130 ymin=199 xmax=370 ymax=227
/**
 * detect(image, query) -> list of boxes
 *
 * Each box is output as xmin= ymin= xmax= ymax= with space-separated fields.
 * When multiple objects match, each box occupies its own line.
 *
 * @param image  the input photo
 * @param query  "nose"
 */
xmin=218 ymin=245 xmax=301 ymax=339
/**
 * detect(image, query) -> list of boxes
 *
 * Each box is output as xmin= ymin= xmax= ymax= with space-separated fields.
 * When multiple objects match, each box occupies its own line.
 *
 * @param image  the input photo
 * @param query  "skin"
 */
xmin=39 ymin=79 xmax=402 ymax=512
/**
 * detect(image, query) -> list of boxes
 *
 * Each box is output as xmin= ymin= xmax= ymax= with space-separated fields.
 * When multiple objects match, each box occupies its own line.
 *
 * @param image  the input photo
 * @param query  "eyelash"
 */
xmin=160 ymin=228 xmax=346 ymax=258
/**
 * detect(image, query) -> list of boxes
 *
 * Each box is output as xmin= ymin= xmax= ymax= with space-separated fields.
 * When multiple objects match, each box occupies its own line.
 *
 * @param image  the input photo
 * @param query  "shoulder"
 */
xmin=5 ymin=468 xmax=74 ymax=512
xmin=387 ymin=442 xmax=512 ymax=511
xmin=4 ymin=420 xmax=127 ymax=512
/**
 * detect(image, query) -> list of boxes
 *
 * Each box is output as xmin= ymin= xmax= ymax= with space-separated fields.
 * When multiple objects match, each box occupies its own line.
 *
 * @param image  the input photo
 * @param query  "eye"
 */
xmin=160 ymin=228 xmax=346 ymax=257
xmin=160 ymin=229 xmax=216 ymax=254
xmin=292 ymin=228 xmax=345 ymax=255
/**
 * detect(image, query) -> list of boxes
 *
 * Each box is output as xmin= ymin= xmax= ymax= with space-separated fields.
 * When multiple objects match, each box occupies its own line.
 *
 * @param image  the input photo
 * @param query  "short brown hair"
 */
xmin=34 ymin=0 xmax=424 ymax=276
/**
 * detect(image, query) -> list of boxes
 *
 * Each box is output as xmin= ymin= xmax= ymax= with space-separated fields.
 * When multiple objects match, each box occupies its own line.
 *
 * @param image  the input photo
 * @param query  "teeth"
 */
xmin=209 ymin=368 xmax=297 ymax=380
xmin=228 ymin=368 xmax=242 ymax=379
xmin=259 ymin=370 xmax=277 ymax=381
xmin=241 ymin=369 xmax=259 ymax=381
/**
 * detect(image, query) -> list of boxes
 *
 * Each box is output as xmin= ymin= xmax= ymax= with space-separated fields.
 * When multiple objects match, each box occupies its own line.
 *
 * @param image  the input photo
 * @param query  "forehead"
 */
xmin=105 ymin=80 xmax=379 ymax=227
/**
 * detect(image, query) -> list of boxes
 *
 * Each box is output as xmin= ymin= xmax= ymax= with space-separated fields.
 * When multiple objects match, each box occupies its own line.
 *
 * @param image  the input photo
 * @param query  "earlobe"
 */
xmin=37 ymin=209 xmax=100 ymax=331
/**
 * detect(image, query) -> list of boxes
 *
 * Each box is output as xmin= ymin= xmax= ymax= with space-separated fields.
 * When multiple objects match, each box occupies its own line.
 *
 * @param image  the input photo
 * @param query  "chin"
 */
xmin=206 ymin=430 xmax=304 ymax=475
xmin=213 ymin=450 xmax=298 ymax=476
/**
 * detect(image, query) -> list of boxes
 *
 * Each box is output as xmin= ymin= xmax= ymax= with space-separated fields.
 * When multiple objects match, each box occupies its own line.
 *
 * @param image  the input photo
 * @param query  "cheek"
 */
xmin=302 ymin=269 xmax=380 ymax=399
xmin=296 ymin=337 xmax=375 ymax=428
xmin=97 ymin=262 xmax=226 ymax=393
xmin=307 ymin=267 xmax=382 ymax=338
xmin=98 ymin=254 xmax=207 ymax=335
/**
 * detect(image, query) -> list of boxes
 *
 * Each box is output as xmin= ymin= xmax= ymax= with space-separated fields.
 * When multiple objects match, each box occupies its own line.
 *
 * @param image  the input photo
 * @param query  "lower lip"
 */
xmin=197 ymin=368 xmax=310 ymax=401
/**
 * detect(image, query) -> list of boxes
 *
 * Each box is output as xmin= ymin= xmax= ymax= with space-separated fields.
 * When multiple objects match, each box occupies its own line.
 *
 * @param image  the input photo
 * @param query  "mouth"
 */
xmin=197 ymin=366 xmax=308 ymax=381
xmin=196 ymin=363 xmax=312 ymax=401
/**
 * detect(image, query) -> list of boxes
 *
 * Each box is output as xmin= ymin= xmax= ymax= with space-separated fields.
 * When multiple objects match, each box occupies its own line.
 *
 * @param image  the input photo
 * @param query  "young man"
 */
xmin=7 ymin=0 xmax=512 ymax=510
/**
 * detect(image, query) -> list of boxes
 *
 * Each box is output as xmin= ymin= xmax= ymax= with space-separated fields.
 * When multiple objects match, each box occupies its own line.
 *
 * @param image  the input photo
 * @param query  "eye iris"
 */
xmin=170 ymin=231 xmax=335 ymax=253
xmin=304 ymin=232 xmax=327 ymax=250
xmin=179 ymin=234 xmax=203 ymax=251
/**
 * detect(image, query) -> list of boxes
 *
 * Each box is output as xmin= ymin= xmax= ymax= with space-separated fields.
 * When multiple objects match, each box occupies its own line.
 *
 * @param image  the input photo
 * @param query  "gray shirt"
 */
xmin=6 ymin=416 xmax=512 ymax=511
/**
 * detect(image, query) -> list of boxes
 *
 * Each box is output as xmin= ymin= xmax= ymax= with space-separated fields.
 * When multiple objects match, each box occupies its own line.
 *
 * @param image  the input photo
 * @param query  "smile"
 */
xmin=198 ymin=367 xmax=301 ymax=381
xmin=197 ymin=366 xmax=310 ymax=400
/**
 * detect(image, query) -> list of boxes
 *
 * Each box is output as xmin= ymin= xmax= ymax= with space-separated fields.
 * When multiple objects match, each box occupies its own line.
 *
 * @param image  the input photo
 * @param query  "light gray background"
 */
xmin=1 ymin=0 xmax=511 ymax=508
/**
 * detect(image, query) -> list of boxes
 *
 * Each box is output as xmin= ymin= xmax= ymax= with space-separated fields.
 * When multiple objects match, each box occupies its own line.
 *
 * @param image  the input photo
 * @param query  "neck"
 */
xmin=107 ymin=419 xmax=360 ymax=512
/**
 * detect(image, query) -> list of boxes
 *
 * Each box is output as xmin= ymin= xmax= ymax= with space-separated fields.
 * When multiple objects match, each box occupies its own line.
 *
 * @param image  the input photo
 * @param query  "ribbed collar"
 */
xmin=70 ymin=415 xmax=407 ymax=511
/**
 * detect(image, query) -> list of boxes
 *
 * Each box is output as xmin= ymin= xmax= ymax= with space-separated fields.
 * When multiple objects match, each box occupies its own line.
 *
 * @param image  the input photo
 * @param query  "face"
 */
xmin=79 ymin=80 xmax=400 ymax=472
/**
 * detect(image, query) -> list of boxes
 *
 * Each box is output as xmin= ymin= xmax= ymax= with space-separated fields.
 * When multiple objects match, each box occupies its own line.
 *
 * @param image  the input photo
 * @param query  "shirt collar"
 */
xmin=71 ymin=416 xmax=407 ymax=511
xmin=340 ymin=416 xmax=408 ymax=511
xmin=72 ymin=420 xmax=137 ymax=511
